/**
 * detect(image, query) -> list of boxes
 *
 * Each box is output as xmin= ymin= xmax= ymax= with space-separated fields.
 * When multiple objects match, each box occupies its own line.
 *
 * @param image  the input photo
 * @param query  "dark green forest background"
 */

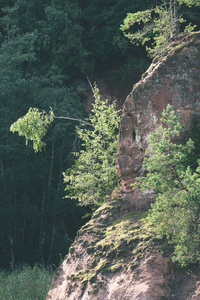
xmin=0 ymin=0 xmax=199 ymax=269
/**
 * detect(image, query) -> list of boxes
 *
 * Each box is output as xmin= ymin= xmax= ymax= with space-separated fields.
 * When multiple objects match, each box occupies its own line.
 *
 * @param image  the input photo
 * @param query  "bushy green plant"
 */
xmin=0 ymin=264 xmax=55 ymax=300
xmin=63 ymin=84 xmax=121 ymax=207
xmin=120 ymin=0 xmax=200 ymax=57
xmin=132 ymin=105 xmax=200 ymax=266
xmin=10 ymin=108 xmax=54 ymax=152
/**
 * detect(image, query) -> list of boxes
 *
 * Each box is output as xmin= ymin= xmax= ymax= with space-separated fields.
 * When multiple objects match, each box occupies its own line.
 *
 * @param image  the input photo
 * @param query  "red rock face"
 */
xmin=117 ymin=32 xmax=200 ymax=196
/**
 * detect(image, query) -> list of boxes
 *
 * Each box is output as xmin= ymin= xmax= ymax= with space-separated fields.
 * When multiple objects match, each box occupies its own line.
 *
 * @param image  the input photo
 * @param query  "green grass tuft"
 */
xmin=0 ymin=264 xmax=55 ymax=300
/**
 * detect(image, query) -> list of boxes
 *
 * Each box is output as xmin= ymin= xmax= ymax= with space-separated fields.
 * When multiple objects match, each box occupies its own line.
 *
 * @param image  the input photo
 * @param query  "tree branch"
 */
xmin=171 ymin=164 xmax=186 ymax=190
xmin=52 ymin=115 xmax=93 ymax=127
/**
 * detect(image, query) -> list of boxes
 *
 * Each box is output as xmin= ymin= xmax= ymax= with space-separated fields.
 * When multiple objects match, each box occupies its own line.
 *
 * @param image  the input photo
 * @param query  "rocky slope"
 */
xmin=47 ymin=32 xmax=200 ymax=300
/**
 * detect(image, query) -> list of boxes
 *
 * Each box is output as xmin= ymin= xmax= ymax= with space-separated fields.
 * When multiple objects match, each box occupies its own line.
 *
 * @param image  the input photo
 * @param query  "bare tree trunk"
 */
xmin=174 ymin=0 xmax=179 ymax=36
xmin=47 ymin=220 xmax=56 ymax=265
xmin=163 ymin=0 xmax=180 ymax=39
xmin=39 ymin=188 xmax=46 ymax=258
xmin=62 ymin=219 xmax=69 ymax=244
xmin=45 ymin=142 xmax=55 ymax=265
xmin=164 ymin=0 xmax=174 ymax=38
xmin=48 ymin=142 xmax=55 ymax=199
xmin=47 ymin=150 xmax=64 ymax=265
xmin=10 ymin=235 xmax=14 ymax=269
xmin=22 ymin=218 xmax=26 ymax=245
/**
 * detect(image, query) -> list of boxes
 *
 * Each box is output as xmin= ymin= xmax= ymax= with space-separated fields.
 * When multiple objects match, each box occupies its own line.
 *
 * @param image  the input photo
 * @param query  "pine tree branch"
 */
xmin=171 ymin=164 xmax=186 ymax=190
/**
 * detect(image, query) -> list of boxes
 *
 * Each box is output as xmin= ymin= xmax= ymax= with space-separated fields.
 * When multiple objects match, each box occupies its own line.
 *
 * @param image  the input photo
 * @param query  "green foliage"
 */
xmin=2 ymin=0 xmax=199 ymax=270
xmin=0 ymin=1 xmax=87 ymax=267
xmin=0 ymin=264 xmax=55 ymax=300
xmin=120 ymin=0 xmax=200 ymax=57
xmin=1 ymin=0 xmax=87 ymax=79
xmin=10 ymin=108 xmax=54 ymax=152
xmin=0 ymin=0 xmax=153 ymax=269
xmin=132 ymin=105 xmax=200 ymax=266
xmin=79 ymin=0 xmax=148 ymax=59
xmin=179 ymin=0 xmax=200 ymax=6
xmin=63 ymin=84 xmax=121 ymax=207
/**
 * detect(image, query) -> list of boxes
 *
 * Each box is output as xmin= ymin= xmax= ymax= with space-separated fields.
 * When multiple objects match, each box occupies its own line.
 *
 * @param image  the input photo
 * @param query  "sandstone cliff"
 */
xmin=47 ymin=32 xmax=200 ymax=300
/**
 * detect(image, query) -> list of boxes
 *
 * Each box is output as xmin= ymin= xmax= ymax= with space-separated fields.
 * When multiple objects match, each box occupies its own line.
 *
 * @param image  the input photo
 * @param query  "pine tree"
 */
xmin=120 ymin=0 xmax=200 ymax=57
xmin=133 ymin=105 xmax=200 ymax=266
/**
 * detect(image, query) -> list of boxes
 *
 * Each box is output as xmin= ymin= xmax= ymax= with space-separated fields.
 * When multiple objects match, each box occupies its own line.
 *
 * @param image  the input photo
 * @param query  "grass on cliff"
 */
xmin=0 ymin=264 xmax=55 ymax=300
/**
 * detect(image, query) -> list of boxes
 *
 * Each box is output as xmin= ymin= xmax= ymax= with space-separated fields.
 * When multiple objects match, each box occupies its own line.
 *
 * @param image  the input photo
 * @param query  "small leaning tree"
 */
xmin=120 ymin=0 xmax=200 ymax=57
xmin=132 ymin=105 xmax=200 ymax=267
xmin=10 ymin=84 xmax=121 ymax=208
xmin=63 ymin=84 xmax=121 ymax=207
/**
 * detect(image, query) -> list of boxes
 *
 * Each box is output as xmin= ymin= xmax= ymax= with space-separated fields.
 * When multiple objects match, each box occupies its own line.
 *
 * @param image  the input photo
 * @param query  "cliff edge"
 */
xmin=47 ymin=32 xmax=200 ymax=300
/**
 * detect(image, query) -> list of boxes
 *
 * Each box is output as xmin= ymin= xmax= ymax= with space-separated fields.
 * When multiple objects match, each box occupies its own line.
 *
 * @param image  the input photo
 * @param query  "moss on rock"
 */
xmin=67 ymin=190 xmax=161 ymax=293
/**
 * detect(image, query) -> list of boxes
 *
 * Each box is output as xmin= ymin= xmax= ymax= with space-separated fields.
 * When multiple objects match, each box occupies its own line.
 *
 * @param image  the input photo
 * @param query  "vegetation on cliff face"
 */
xmin=48 ymin=32 xmax=200 ymax=298
xmin=10 ymin=84 xmax=121 ymax=209
xmin=1 ymin=0 xmax=200 ymax=273
xmin=133 ymin=105 xmax=200 ymax=266
xmin=63 ymin=85 xmax=121 ymax=207
xmin=121 ymin=0 xmax=200 ymax=57
xmin=60 ymin=105 xmax=200 ymax=298
xmin=63 ymin=192 xmax=157 ymax=295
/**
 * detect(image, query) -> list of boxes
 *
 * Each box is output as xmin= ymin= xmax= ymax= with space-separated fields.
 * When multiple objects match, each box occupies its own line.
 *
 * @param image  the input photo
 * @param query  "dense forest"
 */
xmin=0 ymin=0 xmax=199 ymax=270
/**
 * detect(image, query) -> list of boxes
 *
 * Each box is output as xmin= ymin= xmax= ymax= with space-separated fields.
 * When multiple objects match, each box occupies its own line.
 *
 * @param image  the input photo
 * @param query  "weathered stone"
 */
xmin=117 ymin=32 xmax=200 ymax=192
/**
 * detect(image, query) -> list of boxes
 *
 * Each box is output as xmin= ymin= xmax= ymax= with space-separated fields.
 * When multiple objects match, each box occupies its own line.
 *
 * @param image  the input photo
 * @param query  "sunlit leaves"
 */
xmin=63 ymin=84 xmax=121 ymax=207
xmin=10 ymin=108 xmax=54 ymax=152
xmin=179 ymin=0 xmax=200 ymax=7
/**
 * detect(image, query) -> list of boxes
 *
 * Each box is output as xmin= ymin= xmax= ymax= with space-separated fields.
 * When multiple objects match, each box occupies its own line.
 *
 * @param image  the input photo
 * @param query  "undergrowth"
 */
xmin=0 ymin=264 xmax=55 ymax=300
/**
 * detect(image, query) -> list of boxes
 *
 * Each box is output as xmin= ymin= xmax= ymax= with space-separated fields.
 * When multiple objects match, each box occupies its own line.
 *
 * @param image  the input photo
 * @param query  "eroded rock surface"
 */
xmin=47 ymin=191 xmax=200 ymax=300
xmin=117 ymin=32 xmax=200 ymax=196
xmin=47 ymin=32 xmax=200 ymax=300
xmin=47 ymin=194 xmax=173 ymax=300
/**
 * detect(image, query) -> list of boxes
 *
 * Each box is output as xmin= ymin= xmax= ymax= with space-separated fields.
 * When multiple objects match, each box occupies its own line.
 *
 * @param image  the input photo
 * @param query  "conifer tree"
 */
xmin=133 ymin=105 xmax=200 ymax=266
xmin=120 ymin=0 xmax=200 ymax=57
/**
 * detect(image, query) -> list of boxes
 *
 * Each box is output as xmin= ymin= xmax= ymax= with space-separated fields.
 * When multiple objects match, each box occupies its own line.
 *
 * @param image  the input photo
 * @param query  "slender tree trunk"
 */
xmin=62 ymin=219 xmax=69 ymax=244
xmin=39 ymin=188 xmax=46 ymax=258
xmin=47 ymin=220 xmax=56 ymax=265
xmin=45 ymin=142 xmax=55 ymax=264
xmin=47 ymin=151 xmax=63 ymax=265
xmin=48 ymin=142 xmax=55 ymax=197
xmin=10 ymin=235 xmax=14 ymax=269
xmin=22 ymin=218 xmax=26 ymax=245
xmin=174 ymin=0 xmax=179 ymax=36
xmin=164 ymin=0 xmax=179 ymax=39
